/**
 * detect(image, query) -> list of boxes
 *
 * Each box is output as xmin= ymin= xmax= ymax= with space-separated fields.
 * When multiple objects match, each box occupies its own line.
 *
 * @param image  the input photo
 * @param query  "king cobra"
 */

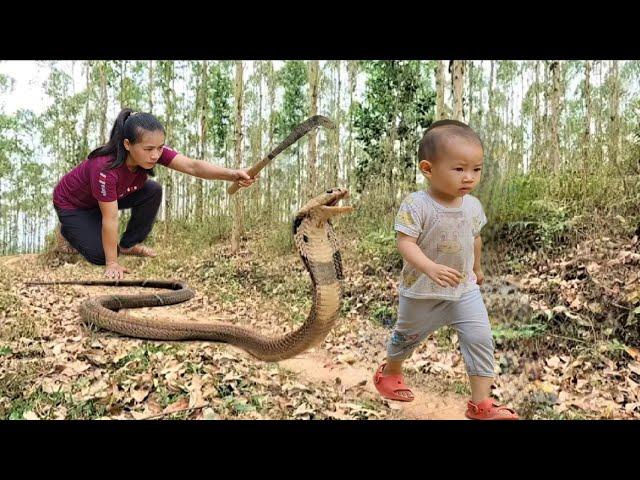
xmin=27 ymin=188 xmax=353 ymax=362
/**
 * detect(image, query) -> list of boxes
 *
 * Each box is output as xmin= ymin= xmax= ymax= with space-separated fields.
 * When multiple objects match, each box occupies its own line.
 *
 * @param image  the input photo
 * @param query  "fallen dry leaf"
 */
xmin=163 ymin=397 xmax=190 ymax=415
xmin=187 ymin=375 xmax=204 ymax=408
xmin=130 ymin=388 xmax=151 ymax=403
xmin=625 ymin=346 xmax=640 ymax=361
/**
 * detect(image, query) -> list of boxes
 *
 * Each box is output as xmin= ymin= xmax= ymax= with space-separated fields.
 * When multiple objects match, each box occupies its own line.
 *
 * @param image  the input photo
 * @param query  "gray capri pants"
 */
xmin=387 ymin=288 xmax=495 ymax=377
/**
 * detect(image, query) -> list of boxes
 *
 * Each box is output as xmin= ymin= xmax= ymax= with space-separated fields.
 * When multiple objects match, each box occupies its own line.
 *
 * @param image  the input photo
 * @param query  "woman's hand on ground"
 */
xmin=105 ymin=262 xmax=129 ymax=279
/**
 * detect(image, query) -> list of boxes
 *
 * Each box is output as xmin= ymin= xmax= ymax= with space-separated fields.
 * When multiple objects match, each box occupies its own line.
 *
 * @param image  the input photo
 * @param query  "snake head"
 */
xmin=294 ymin=188 xmax=354 ymax=232
xmin=299 ymin=187 xmax=353 ymax=218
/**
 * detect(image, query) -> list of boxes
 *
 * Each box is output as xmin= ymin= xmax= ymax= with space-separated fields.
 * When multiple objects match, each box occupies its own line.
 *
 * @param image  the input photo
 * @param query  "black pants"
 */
xmin=55 ymin=180 xmax=163 ymax=265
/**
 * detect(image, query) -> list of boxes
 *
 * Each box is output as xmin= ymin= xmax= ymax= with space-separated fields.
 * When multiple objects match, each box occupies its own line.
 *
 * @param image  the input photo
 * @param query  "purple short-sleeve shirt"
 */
xmin=53 ymin=146 xmax=178 ymax=210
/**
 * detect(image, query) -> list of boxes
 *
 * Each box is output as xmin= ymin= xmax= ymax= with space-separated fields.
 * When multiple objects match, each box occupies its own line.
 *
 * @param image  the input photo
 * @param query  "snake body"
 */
xmin=28 ymin=189 xmax=352 ymax=362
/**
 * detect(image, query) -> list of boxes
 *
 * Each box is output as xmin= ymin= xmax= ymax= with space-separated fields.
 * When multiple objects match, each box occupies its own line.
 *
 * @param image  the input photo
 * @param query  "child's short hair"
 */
xmin=418 ymin=119 xmax=483 ymax=162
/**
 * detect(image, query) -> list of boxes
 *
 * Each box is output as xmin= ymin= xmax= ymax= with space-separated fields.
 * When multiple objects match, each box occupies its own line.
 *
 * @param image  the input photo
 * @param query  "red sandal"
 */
xmin=373 ymin=364 xmax=415 ymax=402
xmin=465 ymin=398 xmax=519 ymax=420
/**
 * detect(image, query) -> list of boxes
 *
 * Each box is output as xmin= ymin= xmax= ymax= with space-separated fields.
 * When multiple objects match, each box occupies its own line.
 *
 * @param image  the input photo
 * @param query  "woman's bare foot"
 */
xmin=55 ymin=225 xmax=78 ymax=254
xmin=118 ymin=244 xmax=157 ymax=257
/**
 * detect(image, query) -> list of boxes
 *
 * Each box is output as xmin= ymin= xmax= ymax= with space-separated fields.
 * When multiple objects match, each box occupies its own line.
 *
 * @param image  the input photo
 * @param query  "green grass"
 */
xmin=516 ymin=399 xmax=587 ymax=420
xmin=114 ymin=343 xmax=176 ymax=369
xmin=434 ymin=326 xmax=456 ymax=350
xmin=259 ymin=221 xmax=295 ymax=256
xmin=369 ymin=302 xmax=396 ymax=327
xmin=483 ymin=167 xmax=640 ymax=252
xmin=0 ymin=289 xmax=19 ymax=314
xmin=0 ymin=313 xmax=42 ymax=341
xmin=4 ymin=387 xmax=109 ymax=420
xmin=0 ymin=361 xmax=47 ymax=402
xmin=154 ymin=385 xmax=188 ymax=409
xmin=492 ymin=323 xmax=548 ymax=342
xmin=357 ymin=229 xmax=403 ymax=270
xmin=451 ymin=380 xmax=471 ymax=396
xmin=224 ymin=397 xmax=257 ymax=414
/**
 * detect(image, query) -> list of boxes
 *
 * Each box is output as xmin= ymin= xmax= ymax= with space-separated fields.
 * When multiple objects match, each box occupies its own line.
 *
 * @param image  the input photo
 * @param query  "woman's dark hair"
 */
xmin=88 ymin=108 xmax=165 ymax=176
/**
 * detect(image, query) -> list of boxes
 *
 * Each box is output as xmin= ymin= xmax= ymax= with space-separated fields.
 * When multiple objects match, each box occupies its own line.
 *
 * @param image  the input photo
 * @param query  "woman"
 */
xmin=53 ymin=108 xmax=256 ymax=279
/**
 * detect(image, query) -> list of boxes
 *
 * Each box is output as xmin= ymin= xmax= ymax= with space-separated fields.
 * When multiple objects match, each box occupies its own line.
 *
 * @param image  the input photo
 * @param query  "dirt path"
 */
xmin=280 ymin=352 xmax=467 ymax=419
xmin=2 ymin=253 xmax=469 ymax=420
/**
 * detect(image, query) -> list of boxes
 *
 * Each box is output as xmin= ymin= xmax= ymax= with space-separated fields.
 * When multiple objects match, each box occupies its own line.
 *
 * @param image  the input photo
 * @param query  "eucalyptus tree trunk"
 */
xmin=231 ymin=61 xmax=244 ymax=254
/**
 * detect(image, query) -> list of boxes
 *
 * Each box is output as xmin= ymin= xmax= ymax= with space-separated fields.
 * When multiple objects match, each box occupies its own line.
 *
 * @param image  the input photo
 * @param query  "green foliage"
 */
xmin=261 ymin=221 xmax=294 ymax=256
xmin=0 ymin=113 xmax=19 ymax=179
xmin=40 ymin=66 xmax=90 ymax=173
xmin=0 ymin=73 xmax=14 ymax=94
xmin=370 ymin=302 xmax=396 ymax=328
xmin=2 ymin=60 xmax=640 ymax=260
xmin=352 ymin=60 xmax=435 ymax=192
xmin=275 ymin=61 xmax=307 ymax=138
xmin=116 ymin=60 xmax=146 ymax=110
xmin=357 ymin=229 xmax=397 ymax=259
xmin=492 ymin=323 xmax=548 ymax=342
xmin=484 ymin=161 xmax=640 ymax=252
xmin=207 ymin=61 xmax=233 ymax=156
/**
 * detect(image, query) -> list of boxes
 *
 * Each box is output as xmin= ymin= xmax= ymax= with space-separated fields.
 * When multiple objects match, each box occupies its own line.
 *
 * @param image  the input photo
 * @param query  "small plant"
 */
xmin=370 ymin=303 xmax=396 ymax=328
xmin=492 ymin=323 xmax=548 ymax=342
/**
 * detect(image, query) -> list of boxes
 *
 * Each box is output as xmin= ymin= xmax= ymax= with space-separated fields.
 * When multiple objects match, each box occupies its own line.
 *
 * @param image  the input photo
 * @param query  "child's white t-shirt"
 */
xmin=394 ymin=190 xmax=487 ymax=301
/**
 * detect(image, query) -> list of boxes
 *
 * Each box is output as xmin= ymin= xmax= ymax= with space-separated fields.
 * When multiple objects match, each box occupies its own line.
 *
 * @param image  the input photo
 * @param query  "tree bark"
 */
xmin=306 ymin=60 xmax=320 ymax=200
xmin=231 ymin=61 xmax=244 ymax=254
xmin=452 ymin=60 xmax=465 ymax=121
xmin=582 ymin=60 xmax=592 ymax=168
xmin=550 ymin=61 xmax=561 ymax=172
xmin=436 ymin=60 xmax=446 ymax=120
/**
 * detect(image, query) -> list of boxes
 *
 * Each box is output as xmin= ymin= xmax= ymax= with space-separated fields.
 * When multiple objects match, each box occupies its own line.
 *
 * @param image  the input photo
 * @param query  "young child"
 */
xmin=372 ymin=119 xmax=519 ymax=420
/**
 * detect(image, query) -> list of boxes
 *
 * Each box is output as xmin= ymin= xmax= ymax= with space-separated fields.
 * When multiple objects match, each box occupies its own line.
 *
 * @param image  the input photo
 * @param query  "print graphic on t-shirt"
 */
xmin=120 ymin=185 xmax=138 ymax=198
xmin=98 ymin=172 xmax=107 ymax=197
xmin=402 ymin=265 xmax=419 ymax=288
xmin=396 ymin=210 xmax=415 ymax=228
xmin=434 ymin=214 xmax=467 ymax=286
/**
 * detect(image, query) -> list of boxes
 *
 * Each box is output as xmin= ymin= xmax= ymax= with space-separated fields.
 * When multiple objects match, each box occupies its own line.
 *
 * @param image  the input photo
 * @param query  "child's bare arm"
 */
xmin=473 ymin=235 xmax=484 ymax=285
xmin=397 ymin=232 xmax=463 ymax=288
